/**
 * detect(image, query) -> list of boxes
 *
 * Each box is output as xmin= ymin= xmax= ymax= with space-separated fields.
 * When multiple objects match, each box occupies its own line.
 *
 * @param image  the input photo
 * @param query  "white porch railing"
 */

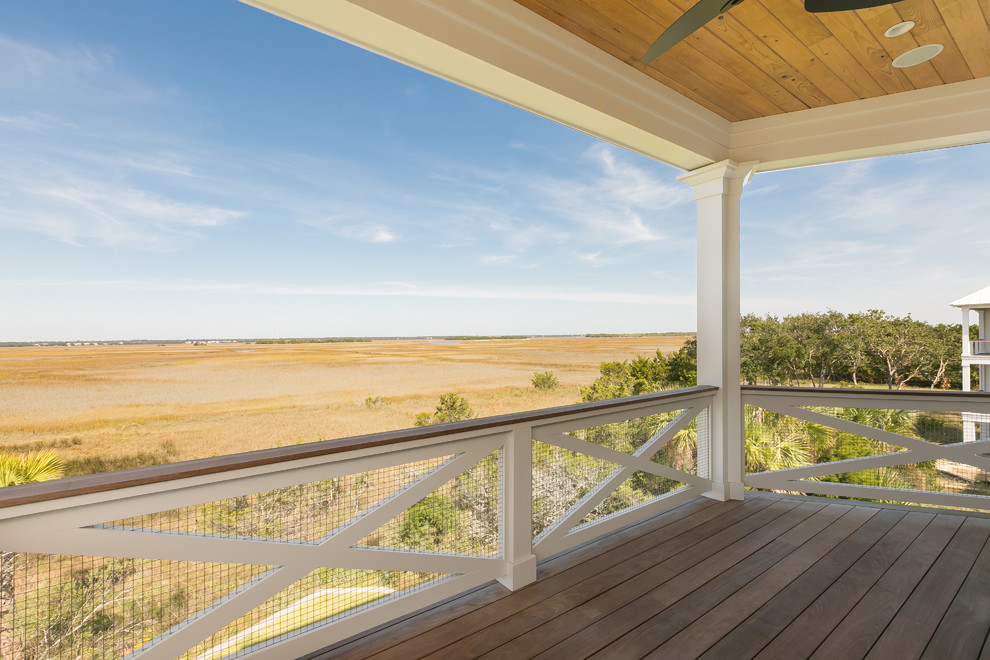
xmin=0 ymin=386 xmax=715 ymax=660
xmin=970 ymin=339 xmax=990 ymax=355
xmin=742 ymin=386 xmax=990 ymax=511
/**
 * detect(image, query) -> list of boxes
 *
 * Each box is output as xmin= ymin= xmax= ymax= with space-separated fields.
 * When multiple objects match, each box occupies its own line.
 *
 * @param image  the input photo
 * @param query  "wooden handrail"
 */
xmin=741 ymin=385 xmax=990 ymax=400
xmin=0 ymin=385 xmax=717 ymax=509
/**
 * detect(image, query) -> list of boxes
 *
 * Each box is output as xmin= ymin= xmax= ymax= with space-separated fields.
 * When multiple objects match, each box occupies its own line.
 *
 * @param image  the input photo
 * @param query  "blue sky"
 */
xmin=1 ymin=1 xmax=988 ymax=341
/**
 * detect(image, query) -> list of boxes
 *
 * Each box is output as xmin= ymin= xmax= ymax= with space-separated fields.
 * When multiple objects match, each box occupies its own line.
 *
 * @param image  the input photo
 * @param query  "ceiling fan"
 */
xmin=643 ymin=0 xmax=902 ymax=64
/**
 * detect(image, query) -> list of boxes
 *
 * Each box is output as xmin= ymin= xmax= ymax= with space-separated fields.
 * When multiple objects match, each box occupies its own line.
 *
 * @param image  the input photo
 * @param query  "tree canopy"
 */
xmin=741 ymin=310 xmax=966 ymax=390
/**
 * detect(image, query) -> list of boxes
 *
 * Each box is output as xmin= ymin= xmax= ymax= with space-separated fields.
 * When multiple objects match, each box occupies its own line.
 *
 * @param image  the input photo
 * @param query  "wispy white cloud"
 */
xmin=0 ymin=177 xmax=243 ymax=249
xmin=240 ymin=142 xmax=691 ymax=262
xmin=522 ymin=144 xmax=689 ymax=246
xmin=0 ymin=111 xmax=69 ymax=131
xmin=0 ymin=34 xmax=166 ymax=106
xmin=481 ymin=254 xmax=517 ymax=265
xmin=742 ymin=150 xmax=990 ymax=322
xmin=300 ymin=210 xmax=399 ymax=243
xmin=0 ymin=33 xmax=241 ymax=250
xmin=0 ymin=278 xmax=696 ymax=306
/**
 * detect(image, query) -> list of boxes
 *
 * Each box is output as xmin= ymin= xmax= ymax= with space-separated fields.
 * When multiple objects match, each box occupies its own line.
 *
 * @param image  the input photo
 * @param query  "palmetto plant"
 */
xmin=1 ymin=451 xmax=64 ymax=659
xmin=745 ymin=408 xmax=815 ymax=474
xmin=0 ymin=450 xmax=65 ymax=488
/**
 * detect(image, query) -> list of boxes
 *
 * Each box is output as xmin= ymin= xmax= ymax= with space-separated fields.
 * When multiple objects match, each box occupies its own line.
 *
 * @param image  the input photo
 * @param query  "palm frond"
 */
xmin=0 ymin=450 xmax=65 ymax=488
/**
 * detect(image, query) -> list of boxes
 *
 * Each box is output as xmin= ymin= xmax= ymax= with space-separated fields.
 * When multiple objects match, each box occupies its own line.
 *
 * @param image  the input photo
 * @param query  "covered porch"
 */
xmin=1 ymin=0 xmax=990 ymax=658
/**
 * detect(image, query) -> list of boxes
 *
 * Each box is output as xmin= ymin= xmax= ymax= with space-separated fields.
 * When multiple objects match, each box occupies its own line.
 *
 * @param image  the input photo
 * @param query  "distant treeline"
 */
xmin=742 ymin=310 xmax=965 ymax=390
xmin=254 ymin=337 xmax=371 ymax=344
xmin=0 ymin=339 xmax=189 ymax=347
xmin=585 ymin=332 xmax=695 ymax=338
xmin=442 ymin=335 xmax=530 ymax=341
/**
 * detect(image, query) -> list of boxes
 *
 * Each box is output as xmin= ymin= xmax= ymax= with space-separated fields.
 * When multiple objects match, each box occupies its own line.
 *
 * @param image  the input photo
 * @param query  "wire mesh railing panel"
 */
xmin=796 ymin=461 xmax=990 ymax=496
xmin=96 ymin=456 xmax=453 ymax=543
xmin=532 ymin=409 xmax=705 ymax=540
xmin=575 ymin=472 xmax=688 ymax=528
xmin=355 ymin=450 xmax=502 ymax=556
xmin=4 ymin=552 xmax=268 ymax=660
xmin=650 ymin=416 xmax=700 ymax=476
xmin=1 ymin=391 xmax=718 ymax=659
xmin=695 ymin=407 xmax=710 ymax=480
xmin=180 ymin=568 xmax=450 ymax=660
xmin=746 ymin=406 xmax=906 ymax=474
xmin=746 ymin=404 xmax=990 ymax=507
xmin=531 ymin=440 xmax=619 ymax=539
xmin=568 ymin=410 xmax=686 ymax=455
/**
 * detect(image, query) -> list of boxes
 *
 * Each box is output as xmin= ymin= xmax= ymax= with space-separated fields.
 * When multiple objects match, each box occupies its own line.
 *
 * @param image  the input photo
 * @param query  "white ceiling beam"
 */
xmin=240 ymin=0 xmax=729 ymax=171
xmin=730 ymin=77 xmax=990 ymax=172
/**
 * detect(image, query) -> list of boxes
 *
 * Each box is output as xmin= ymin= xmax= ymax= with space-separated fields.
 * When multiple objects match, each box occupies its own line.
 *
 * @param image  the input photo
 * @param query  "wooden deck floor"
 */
xmin=306 ymin=492 xmax=990 ymax=660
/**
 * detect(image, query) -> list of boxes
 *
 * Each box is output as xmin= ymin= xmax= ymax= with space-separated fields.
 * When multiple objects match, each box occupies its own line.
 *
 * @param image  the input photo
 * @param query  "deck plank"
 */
xmin=466 ymin=498 xmax=806 ymax=660
xmin=317 ymin=496 xmax=726 ymax=659
xmin=409 ymin=498 xmax=793 ymax=660
xmin=748 ymin=509 xmax=932 ymax=660
xmin=526 ymin=499 xmax=817 ymax=659
xmin=921 ymin=519 xmax=990 ymax=660
xmin=544 ymin=500 xmax=825 ymax=659
xmin=651 ymin=504 xmax=879 ymax=658
xmin=809 ymin=514 xmax=964 ymax=659
xmin=304 ymin=495 xmax=990 ymax=660
xmin=587 ymin=502 xmax=849 ymax=658
xmin=868 ymin=516 xmax=990 ymax=660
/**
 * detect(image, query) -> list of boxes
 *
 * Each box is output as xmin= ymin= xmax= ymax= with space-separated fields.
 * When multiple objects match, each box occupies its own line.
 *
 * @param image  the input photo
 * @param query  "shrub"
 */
xmin=399 ymin=494 xmax=458 ymax=551
xmin=414 ymin=393 xmax=475 ymax=427
xmin=531 ymin=371 xmax=560 ymax=391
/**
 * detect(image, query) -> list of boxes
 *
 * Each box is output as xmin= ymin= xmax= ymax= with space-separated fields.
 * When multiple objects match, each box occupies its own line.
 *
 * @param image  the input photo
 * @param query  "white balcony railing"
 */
xmin=970 ymin=339 xmax=990 ymax=355
xmin=742 ymin=386 xmax=990 ymax=510
xmin=0 ymin=386 xmax=715 ymax=660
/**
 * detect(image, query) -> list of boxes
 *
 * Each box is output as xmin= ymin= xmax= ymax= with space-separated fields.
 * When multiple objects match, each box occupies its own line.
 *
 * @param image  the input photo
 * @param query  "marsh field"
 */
xmin=0 ymin=335 xmax=689 ymax=476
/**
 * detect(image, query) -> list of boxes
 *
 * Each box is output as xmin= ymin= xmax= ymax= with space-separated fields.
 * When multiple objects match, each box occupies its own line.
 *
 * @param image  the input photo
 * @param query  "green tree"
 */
xmin=414 ymin=393 xmax=476 ymax=426
xmin=860 ymin=310 xmax=929 ymax=390
xmin=921 ymin=323 xmax=961 ymax=389
xmin=741 ymin=315 xmax=798 ymax=385
xmin=579 ymin=362 xmax=636 ymax=402
xmin=788 ymin=311 xmax=844 ymax=388
xmin=579 ymin=341 xmax=697 ymax=403
xmin=836 ymin=313 xmax=874 ymax=386
xmin=666 ymin=339 xmax=697 ymax=386
xmin=399 ymin=494 xmax=458 ymax=551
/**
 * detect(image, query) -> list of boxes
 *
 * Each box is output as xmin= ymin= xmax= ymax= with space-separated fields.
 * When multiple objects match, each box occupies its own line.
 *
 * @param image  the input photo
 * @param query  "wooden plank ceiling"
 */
xmin=514 ymin=0 xmax=990 ymax=121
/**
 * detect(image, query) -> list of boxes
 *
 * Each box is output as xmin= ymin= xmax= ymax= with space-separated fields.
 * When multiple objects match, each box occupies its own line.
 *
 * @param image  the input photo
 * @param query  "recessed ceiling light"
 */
xmin=892 ymin=43 xmax=944 ymax=68
xmin=884 ymin=21 xmax=915 ymax=38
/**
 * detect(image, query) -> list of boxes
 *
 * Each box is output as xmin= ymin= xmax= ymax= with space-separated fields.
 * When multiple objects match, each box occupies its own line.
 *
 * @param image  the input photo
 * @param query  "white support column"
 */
xmin=963 ymin=307 xmax=972 ymax=361
xmin=497 ymin=424 xmax=536 ymax=590
xmin=679 ymin=160 xmax=756 ymax=501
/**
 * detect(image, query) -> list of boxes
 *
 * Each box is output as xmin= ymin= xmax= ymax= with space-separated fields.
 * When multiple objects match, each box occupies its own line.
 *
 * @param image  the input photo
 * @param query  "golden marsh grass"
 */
xmin=0 ymin=336 xmax=689 ymax=470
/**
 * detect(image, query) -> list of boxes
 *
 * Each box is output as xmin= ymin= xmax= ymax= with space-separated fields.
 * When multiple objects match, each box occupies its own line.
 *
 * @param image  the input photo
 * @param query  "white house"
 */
xmin=953 ymin=285 xmax=990 ymax=441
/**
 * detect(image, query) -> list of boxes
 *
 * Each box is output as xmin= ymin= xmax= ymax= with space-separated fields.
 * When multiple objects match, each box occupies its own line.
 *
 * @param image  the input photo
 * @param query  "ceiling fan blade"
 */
xmin=643 ymin=0 xmax=737 ymax=64
xmin=805 ymin=0 xmax=902 ymax=11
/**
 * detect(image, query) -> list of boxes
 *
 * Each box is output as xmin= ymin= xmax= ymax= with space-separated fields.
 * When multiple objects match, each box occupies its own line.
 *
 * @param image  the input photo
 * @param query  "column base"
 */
xmin=497 ymin=554 xmax=537 ymax=590
xmin=703 ymin=481 xmax=746 ymax=501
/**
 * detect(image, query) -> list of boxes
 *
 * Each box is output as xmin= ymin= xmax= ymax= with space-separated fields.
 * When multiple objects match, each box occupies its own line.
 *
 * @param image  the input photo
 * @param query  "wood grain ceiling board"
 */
xmin=513 ymin=0 xmax=990 ymax=121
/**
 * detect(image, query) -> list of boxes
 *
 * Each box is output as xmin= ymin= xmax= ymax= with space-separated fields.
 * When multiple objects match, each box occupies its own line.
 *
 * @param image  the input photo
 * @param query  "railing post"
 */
xmin=497 ymin=424 xmax=537 ymax=590
xmin=679 ymin=160 xmax=756 ymax=502
xmin=962 ymin=307 xmax=972 ymax=361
